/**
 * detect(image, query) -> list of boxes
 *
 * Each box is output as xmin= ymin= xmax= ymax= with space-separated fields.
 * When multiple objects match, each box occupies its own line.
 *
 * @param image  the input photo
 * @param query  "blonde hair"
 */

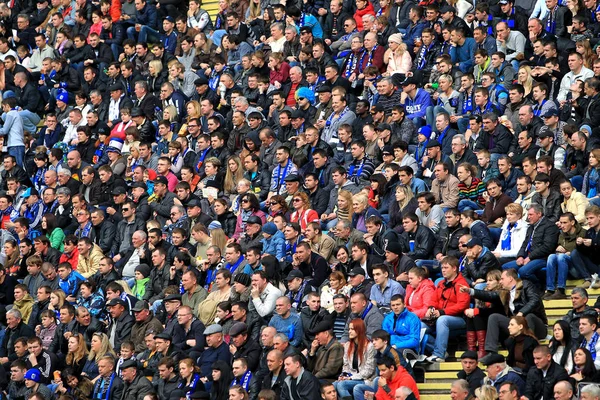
xmin=186 ymin=100 xmax=201 ymax=120
xmin=224 ymin=155 xmax=244 ymax=195
xmin=50 ymin=289 xmax=66 ymax=309
xmin=395 ymin=185 xmax=414 ymax=209
xmin=210 ymin=228 xmax=228 ymax=253
xmin=518 ymin=65 xmax=534 ymax=96
xmin=66 ymin=333 xmax=89 ymax=366
xmin=505 ymin=203 xmax=523 ymax=216
xmin=88 ymin=332 xmax=116 ymax=362
xmin=149 ymin=60 xmax=163 ymax=77
xmin=163 ymin=105 xmax=178 ymax=123
xmin=474 ymin=385 xmax=498 ymax=400
xmin=353 ymin=193 xmax=369 ymax=208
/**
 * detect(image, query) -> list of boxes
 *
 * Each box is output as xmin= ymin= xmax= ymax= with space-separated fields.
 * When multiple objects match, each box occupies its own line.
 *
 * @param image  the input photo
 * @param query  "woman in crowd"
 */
xmin=505 ymin=316 xmax=539 ymax=374
xmin=49 ymin=289 xmax=67 ymax=318
xmin=107 ymin=148 xmax=127 ymax=178
xmin=163 ymin=105 xmax=181 ymax=137
xmin=55 ymin=367 xmax=94 ymax=400
xmin=41 ymin=214 xmax=65 ymax=251
xmin=517 ymin=66 xmax=534 ymax=99
xmin=460 ymin=210 xmax=494 ymax=249
xmin=3 ymin=240 xmax=20 ymax=276
xmin=582 ymin=149 xmax=600 ymax=207
xmin=290 ymin=192 xmax=320 ymax=231
xmin=560 ymin=180 xmax=589 ymax=227
xmin=457 ymin=163 xmax=486 ymax=212
xmin=229 ymin=386 xmax=249 ymax=400
xmin=65 ymin=333 xmax=89 ymax=377
xmin=389 ymin=185 xmax=418 ymax=232
xmin=199 ymin=157 xmax=223 ymax=192
xmin=474 ymin=385 xmax=498 ymax=400
xmin=491 ymin=203 xmax=528 ymax=265
xmin=224 ymin=156 xmax=244 ymax=201
xmin=367 ymin=174 xmax=387 ymax=210
xmin=178 ymin=358 xmax=205 ymax=397
xmin=211 ymin=360 xmax=235 ymax=400
xmin=233 ymin=193 xmax=266 ymax=240
xmin=83 ymin=332 xmax=116 ymax=379
xmin=148 ymin=60 xmax=166 ymax=97
xmin=212 ymin=198 xmax=237 ymax=237
xmin=333 ymin=246 xmax=352 ymax=275
xmin=570 ymin=348 xmax=598 ymax=383
xmin=464 ymin=270 xmax=506 ymax=359
xmin=351 ymin=193 xmax=380 ymax=233
xmin=321 ymin=271 xmax=352 ymax=312
xmin=334 ymin=318 xmax=376 ymax=398
xmin=38 ymin=310 xmax=57 ymax=350
xmin=181 ymin=166 xmax=202 ymax=193
xmin=266 ymin=195 xmax=290 ymax=222
xmin=549 ymin=320 xmax=575 ymax=373
xmin=215 ymin=301 xmax=235 ymax=336
xmin=385 ymin=34 xmax=412 ymax=76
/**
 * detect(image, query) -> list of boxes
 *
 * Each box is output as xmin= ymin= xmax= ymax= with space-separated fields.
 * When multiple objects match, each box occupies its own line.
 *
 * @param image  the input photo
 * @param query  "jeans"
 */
xmin=546 ymin=253 xmax=571 ymax=291
xmin=458 ymin=199 xmax=482 ymax=212
xmin=485 ymin=312 xmax=547 ymax=352
xmin=138 ymin=25 xmax=161 ymax=43
xmin=334 ymin=379 xmax=364 ymax=397
xmin=353 ymin=377 xmax=378 ymax=400
xmin=570 ymin=249 xmax=598 ymax=281
xmin=425 ymin=105 xmax=449 ymax=127
xmin=210 ymin=29 xmax=227 ymax=46
xmin=416 ymin=259 xmax=441 ymax=279
xmin=457 ymin=117 xmax=470 ymax=133
xmin=571 ymin=175 xmax=584 ymax=192
xmin=8 ymin=146 xmax=24 ymax=166
xmin=503 ymin=258 xmax=546 ymax=283
xmin=432 ymin=315 xmax=466 ymax=358
xmin=589 ymin=197 xmax=600 ymax=207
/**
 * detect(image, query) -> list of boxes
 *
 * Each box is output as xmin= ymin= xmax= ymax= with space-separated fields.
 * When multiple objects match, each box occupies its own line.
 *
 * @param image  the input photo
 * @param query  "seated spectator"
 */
xmin=522 ymin=346 xmax=570 ymax=400
xmin=305 ymin=320 xmax=344 ymax=383
xmin=505 ymin=316 xmax=539 ymax=375
xmin=370 ymin=264 xmax=405 ymax=309
xmin=460 ymin=211 xmax=494 ymax=250
xmin=491 ymin=203 xmax=529 ymax=266
xmin=481 ymin=355 xmax=526 ymax=394
xmin=398 ymin=213 xmax=436 ymax=261
xmin=382 ymin=294 xmax=420 ymax=353
xmin=462 ymin=237 xmax=500 ymax=286
xmin=415 ymin=192 xmax=446 ymax=235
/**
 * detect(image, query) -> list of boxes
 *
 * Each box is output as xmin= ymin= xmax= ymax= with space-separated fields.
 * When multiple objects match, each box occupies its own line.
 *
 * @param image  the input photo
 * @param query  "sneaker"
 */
xmin=542 ymin=291 xmax=555 ymax=300
xmin=548 ymin=290 xmax=568 ymax=300
xmin=592 ymin=281 xmax=600 ymax=289
xmin=425 ymin=355 xmax=445 ymax=363
xmin=582 ymin=280 xmax=592 ymax=288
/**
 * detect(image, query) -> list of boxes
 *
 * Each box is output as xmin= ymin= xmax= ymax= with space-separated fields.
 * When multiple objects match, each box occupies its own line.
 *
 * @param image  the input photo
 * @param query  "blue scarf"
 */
xmin=93 ymin=373 xmax=116 ymax=400
xmin=582 ymin=332 xmax=599 ymax=361
xmin=501 ymin=223 xmax=516 ymax=251
xmin=225 ymin=255 xmax=245 ymax=274
xmin=589 ymin=168 xmax=599 ymax=198
xmin=231 ymin=370 xmax=252 ymax=390
xmin=288 ymin=278 xmax=307 ymax=310
xmin=75 ymin=221 xmax=93 ymax=238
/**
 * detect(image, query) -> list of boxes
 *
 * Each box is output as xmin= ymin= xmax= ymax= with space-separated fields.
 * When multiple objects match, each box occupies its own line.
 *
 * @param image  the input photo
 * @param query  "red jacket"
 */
xmin=59 ymin=249 xmax=79 ymax=271
xmin=376 ymin=366 xmax=420 ymax=400
xmin=405 ymin=279 xmax=436 ymax=319
xmin=354 ymin=2 xmax=376 ymax=30
xmin=435 ymin=274 xmax=470 ymax=316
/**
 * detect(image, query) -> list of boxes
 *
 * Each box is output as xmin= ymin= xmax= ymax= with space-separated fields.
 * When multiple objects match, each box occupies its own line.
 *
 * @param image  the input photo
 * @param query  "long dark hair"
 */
xmin=573 ymin=347 xmax=597 ymax=378
xmin=549 ymin=320 xmax=574 ymax=368
xmin=261 ymin=255 xmax=282 ymax=288
xmin=211 ymin=360 xmax=235 ymax=400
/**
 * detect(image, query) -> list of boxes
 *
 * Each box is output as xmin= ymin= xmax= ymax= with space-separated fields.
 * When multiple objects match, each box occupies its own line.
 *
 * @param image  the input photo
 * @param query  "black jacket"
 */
xmin=93 ymin=373 xmax=124 ymax=400
xmin=475 ymin=125 xmax=513 ymax=155
xmin=530 ymin=191 xmax=562 ymax=223
xmin=457 ymin=366 xmax=486 ymax=397
xmin=434 ymin=225 xmax=470 ymax=258
xmin=0 ymin=321 xmax=34 ymax=358
xmin=517 ymin=217 xmax=559 ymax=260
xmin=120 ymin=374 xmax=153 ymax=400
xmin=280 ymin=370 xmax=321 ymax=400
xmin=524 ymin=361 xmax=570 ymax=400
xmin=541 ymin=6 xmax=572 ymax=38
xmin=233 ymin=338 xmax=262 ymax=372
xmin=91 ymin=219 xmax=116 ymax=254
xmin=261 ymin=370 xmax=286 ymax=399
xmin=471 ymin=279 xmax=547 ymax=323
xmin=463 ymin=247 xmax=501 ymax=282
xmin=108 ymin=312 xmax=134 ymax=352
xmin=17 ymin=82 xmax=43 ymax=113
xmin=505 ymin=334 xmax=538 ymax=374
xmin=399 ymin=226 xmax=436 ymax=260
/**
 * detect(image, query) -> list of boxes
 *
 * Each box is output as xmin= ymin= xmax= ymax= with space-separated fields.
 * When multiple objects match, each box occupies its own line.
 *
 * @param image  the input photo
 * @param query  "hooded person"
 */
xmin=132 ymin=264 xmax=152 ymax=300
xmin=261 ymin=222 xmax=286 ymax=261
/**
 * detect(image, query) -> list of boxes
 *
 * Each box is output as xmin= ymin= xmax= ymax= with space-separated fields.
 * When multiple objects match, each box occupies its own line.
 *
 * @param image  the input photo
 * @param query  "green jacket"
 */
xmin=558 ymin=224 xmax=587 ymax=253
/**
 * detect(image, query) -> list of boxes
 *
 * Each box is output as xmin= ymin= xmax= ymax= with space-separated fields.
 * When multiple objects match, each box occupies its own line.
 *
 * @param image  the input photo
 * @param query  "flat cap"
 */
xmin=106 ymin=298 xmax=126 ymax=307
xmin=204 ymin=324 xmax=223 ymax=335
xmin=131 ymin=300 xmax=149 ymax=312
xmin=229 ymin=322 xmax=248 ymax=337
xmin=120 ymin=359 xmax=138 ymax=369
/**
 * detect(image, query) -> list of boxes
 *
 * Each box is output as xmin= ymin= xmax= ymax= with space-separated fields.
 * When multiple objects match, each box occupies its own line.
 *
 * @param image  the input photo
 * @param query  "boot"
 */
xmin=466 ymin=331 xmax=477 ymax=351
xmin=476 ymin=330 xmax=487 ymax=360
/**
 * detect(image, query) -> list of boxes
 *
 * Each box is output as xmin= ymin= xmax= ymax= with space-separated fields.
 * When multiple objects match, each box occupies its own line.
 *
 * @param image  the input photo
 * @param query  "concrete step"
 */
xmin=420 ymin=395 xmax=451 ymax=400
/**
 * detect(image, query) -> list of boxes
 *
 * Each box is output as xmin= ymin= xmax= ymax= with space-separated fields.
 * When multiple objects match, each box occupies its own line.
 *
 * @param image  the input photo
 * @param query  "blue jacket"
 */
xmin=135 ymin=4 xmax=158 ymax=30
xmin=404 ymin=88 xmax=432 ymax=120
xmin=59 ymin=270 xmax=86 ymax=298
xmin=268 ymin=311 xmax=304 ymax=347
xmin=262 ymin=230 xmax=286 ymax=261
xmin=382 ymin=308 xmax=420 ymax=351
xmin=197 ymin=341 xmax=231 ymax=379
xmin=449 ymin=37 xmax=476 ymax=73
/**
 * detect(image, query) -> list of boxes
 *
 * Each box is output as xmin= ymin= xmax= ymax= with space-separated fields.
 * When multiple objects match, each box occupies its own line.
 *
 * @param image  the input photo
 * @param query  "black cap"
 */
xmin=131 ymin=300 xmax=149 ymax=312
xmin=170 ymin=390 xmax=186 ymax=400
xmin=299 ymin=26 xmax=312 ymax=34
xmin=131 ymin=107 xmax=144 ymax=117
xmin=461 ymin=350 xmax=478 ymax=360
xmin=401 ymin=76 xmax=419 ymax=86
xmin=439 ymin=4 xmax=456 ymax=13
xmin=316 ymin=85 xmax=332 ymax=93
xmin=291 ymin=110 xmax=305 ymax=119
xmin=284 ymin=174 xmax=302 ymax=183
xmin=154 ymin=176 xmax=169 ymax=186
xmin=348 ymin=267 xmax=366 ymax=277
xmin=111 ymin=186 xmax=127 ymax=196
xmin=482 ymin=353 xmax=506 ymax=366
xmin=187 ymin=199 xmax=202 ymax=208
xmin=195 ymin=76 xmax=209 ymax=86
xmin=246 ymin=215 xmax=263 ymax=226
xmin=106 ymin=298 xmax=126 ymax=307
xmin=538 ymin=129 xmax=554 ymax=138
xmin=108 ymin=83 xmax=123 ymax=92
xmin=120 ymin=359 xmax=138 ymax=370
xmin=286 ymin=269 xmax=304 ymax=281
xmin=164 ymin=293 xmax=182 ymax=302
xmin=190 ymin=392 xmax=210 ymax=400
xmin=542 ymin=109 xmax=559 ymax=118
xmin=381 ymin=145 xmax=394 ymax=155
xmin=131 ymin=181 xmax=147 ymax=190
xmin=310 ymin=320 xmax=333 ymax=335
xmin=385 ymin=241 xmax=403 ymax=255
xmin=229 ymin=322 xmax=248 ymax=337
xmin=154 ymin=332 xmax=173 ymax=341
xmin=465 ymin=237 xmax=483 ymax=248
xmin=373 ymin=104 xmax=385 ymax=113
xmin=376 ymin=123 xmax=392 ymax=132
xmin=425 ymin=140 xmax=441 ymax=149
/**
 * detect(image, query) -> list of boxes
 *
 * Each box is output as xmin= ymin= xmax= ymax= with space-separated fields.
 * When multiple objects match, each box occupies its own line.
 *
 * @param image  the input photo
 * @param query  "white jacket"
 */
xmin=493 ymin=219 xmax=529 ymax=258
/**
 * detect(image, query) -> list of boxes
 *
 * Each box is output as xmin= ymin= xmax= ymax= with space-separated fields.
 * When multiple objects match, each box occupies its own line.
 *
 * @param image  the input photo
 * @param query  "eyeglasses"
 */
xmin=170 ymin=212 xmax=178 ymax=216
xmin=188 ymin=124 xmax=198 ymax=128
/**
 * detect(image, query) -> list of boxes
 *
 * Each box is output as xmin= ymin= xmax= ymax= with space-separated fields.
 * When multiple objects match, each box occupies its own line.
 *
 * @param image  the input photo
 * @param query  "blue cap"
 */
xmin=56 ymin=90 xmax=68 ymax=103
xmin=418 ymin=125 xmax=433 ymax=140
xmin=25 ymin=369 xmax=41 ymax=382
xmin=542 ymin=109 xmax=559 ymax=118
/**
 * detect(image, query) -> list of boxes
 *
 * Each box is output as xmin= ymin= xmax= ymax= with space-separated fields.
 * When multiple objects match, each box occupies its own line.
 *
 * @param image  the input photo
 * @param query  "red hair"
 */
xmin=347 ymin=319 xmax=369 ymax=364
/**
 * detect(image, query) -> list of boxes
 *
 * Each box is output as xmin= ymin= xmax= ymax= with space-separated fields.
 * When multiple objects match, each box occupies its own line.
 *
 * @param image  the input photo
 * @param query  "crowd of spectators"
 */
xmin=3 ymin=0 xmax=600 ymax=399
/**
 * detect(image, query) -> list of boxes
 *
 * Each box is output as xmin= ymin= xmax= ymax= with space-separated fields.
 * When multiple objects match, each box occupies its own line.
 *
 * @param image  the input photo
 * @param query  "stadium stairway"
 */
xmin=203 ymin=0 xmax=220 ymax=20
xmin=415 ymin=280 xmax=599 ymax=400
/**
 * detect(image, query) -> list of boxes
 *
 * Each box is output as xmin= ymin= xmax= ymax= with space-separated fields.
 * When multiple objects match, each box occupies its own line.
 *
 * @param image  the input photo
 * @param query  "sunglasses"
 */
xmin=122 ymin=208 xmax=130 ymax=212
xmin=298 ymin=97 xmax=306 ymax=101
xmin=269 ymin=202 xmax=278 ymax=206
xmin=241 ymin=199 xmax=249 ymax=203
xmin=293 ymin=198 xmax=302 ymax=202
